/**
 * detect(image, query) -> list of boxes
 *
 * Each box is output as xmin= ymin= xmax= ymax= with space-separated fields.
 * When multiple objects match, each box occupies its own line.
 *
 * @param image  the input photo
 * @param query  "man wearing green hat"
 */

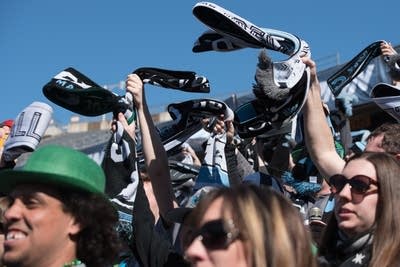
xmin=0 ymin=145 xmax=122 ymax=267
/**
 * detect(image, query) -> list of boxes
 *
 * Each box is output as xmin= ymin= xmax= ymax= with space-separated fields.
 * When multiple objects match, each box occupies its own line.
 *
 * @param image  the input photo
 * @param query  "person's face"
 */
xmin=0 ymin=126 xmax=11 ymax=139
xmin=3 ymin=184 xmax=81 ymax=267
xmin=0 ymin=126 xmax=10 ymax=149
xmin=184 ymin=197 xmax=250 ymax=267
xmin=365 ymin=134 xmax=385 ymax=152
xmin=334 ymin=159 xmax=378 ymax=237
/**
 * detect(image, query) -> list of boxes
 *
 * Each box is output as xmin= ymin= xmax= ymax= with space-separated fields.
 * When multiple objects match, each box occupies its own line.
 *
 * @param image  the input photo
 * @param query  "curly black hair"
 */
xmin=59 ymin=189 xmax=123 ymax=267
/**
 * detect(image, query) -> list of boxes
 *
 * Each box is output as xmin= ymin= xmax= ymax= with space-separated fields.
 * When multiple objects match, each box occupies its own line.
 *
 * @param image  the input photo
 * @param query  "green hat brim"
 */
xmin=0 ymin=169 xmax=104 ymax=195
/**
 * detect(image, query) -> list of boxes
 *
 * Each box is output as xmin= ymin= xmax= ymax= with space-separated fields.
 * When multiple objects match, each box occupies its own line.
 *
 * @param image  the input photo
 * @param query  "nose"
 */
xmin=184 ymin=236 xmax=207 ymax=264
xmin=4 ymin=199 xmax=23 ymax=223
xmin=337 ymin=183 xmax=352 ymax=201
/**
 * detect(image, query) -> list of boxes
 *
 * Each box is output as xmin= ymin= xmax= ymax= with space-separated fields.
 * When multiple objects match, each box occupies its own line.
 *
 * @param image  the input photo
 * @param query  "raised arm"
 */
xmin=125 ymin=74 xmax=177 ymax=220
xmin=301 ymin=57 xmax=345 ymax=178
xmin=381 ymin=41 xmax=400 ymax=86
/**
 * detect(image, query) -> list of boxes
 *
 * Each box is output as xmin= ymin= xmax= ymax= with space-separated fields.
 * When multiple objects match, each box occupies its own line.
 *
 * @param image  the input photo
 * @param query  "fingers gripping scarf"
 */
xmin=194 ymin=104 xmax=234 ymax=190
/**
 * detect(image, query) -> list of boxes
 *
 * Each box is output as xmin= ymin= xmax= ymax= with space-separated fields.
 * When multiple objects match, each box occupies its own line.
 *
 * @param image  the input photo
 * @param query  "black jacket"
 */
xmin=132 ymin=179 xmax=189 ymax=267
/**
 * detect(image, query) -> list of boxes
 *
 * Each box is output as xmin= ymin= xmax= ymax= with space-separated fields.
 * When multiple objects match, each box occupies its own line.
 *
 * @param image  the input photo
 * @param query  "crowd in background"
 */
xmin=0 ymin=32 xmax=400 ymax=267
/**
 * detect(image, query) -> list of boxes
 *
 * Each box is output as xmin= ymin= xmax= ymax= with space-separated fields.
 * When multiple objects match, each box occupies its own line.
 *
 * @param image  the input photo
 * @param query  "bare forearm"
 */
xmin=302 ymin=58 xmax=345 ymax=177
xmin=303 ymin=84 xmax=334 ymax=151
xmin=137 ymin=100 xmax=176 ymax=217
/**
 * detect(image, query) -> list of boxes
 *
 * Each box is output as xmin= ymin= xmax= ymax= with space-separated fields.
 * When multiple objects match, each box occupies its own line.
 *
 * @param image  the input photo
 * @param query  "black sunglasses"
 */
xmin=329 ymin=174 xmax=379 ymax=195
xmin=185 ymin=219 xmax=240 ymax=250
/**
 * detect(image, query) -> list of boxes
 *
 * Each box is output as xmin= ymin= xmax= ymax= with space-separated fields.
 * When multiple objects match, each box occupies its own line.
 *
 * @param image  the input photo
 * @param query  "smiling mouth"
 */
xmin=6 ymin=231 xmax=27 ymax=241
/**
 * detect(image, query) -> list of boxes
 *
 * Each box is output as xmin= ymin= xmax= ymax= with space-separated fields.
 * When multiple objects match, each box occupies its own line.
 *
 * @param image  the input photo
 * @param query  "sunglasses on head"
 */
xmin=184 ymin=219 xmax=240 ymax=250
xmin=329 ymin=174 xmax=379 ymax=195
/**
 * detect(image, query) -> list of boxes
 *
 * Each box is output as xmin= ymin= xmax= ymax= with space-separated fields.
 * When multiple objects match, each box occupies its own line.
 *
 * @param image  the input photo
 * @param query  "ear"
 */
xmin=68 ymin=217 xmax=82 ymax=236
xmin=395 ymin=153 xmax=400 ymax=162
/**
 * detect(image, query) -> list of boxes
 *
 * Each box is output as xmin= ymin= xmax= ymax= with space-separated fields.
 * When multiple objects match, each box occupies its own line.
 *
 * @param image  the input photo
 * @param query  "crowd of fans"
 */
xmin=1 ymin=19 xmax=400 ymax=267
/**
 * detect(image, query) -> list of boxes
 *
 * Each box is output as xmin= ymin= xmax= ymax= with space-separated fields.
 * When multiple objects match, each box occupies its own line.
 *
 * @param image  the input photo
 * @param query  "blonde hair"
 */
xmin=187 ymin=184 xmax=317 ymax=267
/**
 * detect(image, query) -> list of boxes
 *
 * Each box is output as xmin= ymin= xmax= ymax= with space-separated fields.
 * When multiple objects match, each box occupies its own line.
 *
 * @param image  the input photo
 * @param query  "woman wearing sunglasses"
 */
xmin=318 ymin=152 xmax=400 ymax=266
xmin=183 ymin=184 xmax=317 ymax=267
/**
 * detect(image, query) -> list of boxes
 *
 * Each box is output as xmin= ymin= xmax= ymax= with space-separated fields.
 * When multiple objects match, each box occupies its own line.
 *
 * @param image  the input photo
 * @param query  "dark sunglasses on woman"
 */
xmin=184 ymin=219 xmax=240 ymax=250
xmin=329 ymin=174 xmax=379 ymax=195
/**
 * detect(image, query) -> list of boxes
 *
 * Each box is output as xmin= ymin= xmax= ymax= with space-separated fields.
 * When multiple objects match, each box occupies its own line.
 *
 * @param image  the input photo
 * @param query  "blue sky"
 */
xmin=1 ymin=0 xmax=399 ymax=125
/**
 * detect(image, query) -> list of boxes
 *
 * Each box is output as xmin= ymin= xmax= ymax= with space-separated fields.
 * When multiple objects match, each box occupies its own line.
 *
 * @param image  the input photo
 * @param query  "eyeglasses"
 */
xmin=329 ymin=174 xmax=379 ymax=195
xmin=184 ymin=219 xmax=240 ymax=250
